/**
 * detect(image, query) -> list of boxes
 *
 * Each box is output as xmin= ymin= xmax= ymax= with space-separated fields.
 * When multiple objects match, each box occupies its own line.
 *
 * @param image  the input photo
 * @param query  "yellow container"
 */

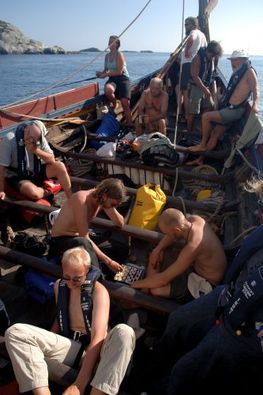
xmin=196 ymin=189 xmax=212 ymax=201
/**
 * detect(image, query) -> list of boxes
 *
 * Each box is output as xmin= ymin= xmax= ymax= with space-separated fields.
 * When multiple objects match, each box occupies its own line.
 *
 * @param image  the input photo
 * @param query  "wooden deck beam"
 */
xmin=0 ymin=246 xmax=178 ymax=315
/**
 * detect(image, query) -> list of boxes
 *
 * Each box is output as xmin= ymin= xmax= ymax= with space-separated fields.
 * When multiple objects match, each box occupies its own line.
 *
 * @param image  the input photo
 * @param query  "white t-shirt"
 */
xmin=181 ymin=29 xmax=207 ymax=64
xmin=0 ymin=130 xmax=53 ymax=177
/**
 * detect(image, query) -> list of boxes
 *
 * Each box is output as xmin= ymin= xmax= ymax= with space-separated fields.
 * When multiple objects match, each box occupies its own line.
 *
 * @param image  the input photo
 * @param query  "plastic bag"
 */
xmin=128 ymin=183 xmax=166 ymax=230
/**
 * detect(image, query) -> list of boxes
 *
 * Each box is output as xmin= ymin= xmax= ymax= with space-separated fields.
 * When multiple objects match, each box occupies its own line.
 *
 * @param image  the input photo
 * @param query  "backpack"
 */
xmin=11 ymin=232 xmax=48 ymax=257
xmin=141 ymin=143 xmax=181 ymax=167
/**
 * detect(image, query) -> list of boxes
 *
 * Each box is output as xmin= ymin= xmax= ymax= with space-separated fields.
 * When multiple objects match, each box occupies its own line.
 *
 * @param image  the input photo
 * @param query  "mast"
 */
xmin=198 ymin=0 xmax=218 ymax=42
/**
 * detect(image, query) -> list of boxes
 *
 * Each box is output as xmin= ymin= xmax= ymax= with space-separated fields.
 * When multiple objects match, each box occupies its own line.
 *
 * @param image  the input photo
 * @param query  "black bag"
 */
xmin=141 ymin=143 xmax=180 ymax=167
xmin=11 ymin=232 xmax=48 ymax=256
xmin=0 ymin=298 xmax=10 ymax=335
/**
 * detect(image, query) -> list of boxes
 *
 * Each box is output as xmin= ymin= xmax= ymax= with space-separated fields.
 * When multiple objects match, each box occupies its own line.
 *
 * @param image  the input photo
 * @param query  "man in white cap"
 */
xmin=0 ymin=120 xmax=72 ymax=200
xmin=189 ymin=49 xmax=260 ymax=154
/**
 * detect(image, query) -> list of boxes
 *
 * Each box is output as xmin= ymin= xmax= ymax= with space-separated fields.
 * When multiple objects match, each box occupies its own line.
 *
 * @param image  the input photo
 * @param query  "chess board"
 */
xmin=114 ymin=263 xmax=145 ymax=285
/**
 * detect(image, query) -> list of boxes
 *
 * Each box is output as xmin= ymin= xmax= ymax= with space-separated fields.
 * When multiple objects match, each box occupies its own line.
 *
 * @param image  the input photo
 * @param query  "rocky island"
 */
xmin=0 ymin=20 xmax=65 ymax=54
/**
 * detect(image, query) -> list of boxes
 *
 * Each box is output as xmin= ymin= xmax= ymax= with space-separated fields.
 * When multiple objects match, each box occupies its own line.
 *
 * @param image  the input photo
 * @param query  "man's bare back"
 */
xmin=132 ymin=209 xmax=226 ymax=298
xmin=52 ymin=189 xmax=98 ymax=237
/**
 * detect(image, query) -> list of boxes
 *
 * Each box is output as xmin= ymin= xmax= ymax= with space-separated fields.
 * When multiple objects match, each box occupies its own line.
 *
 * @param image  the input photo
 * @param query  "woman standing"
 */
xmin=97 ymin=35 xmax=133 ymax=125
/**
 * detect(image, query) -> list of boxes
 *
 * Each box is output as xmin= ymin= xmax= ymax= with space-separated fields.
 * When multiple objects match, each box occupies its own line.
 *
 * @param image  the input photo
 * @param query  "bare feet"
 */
xmin=185 ymin=156 xmax=204 ymax=166
xmin=188 ymin=144 xmax=207 ymax=153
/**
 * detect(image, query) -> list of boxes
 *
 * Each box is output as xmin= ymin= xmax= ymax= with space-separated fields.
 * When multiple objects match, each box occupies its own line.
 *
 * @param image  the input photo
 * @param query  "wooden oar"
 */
xmin=157 ymin=36 xmax=188 ymax=80
xmin=0 ymin=109 xmax=88 ymax=125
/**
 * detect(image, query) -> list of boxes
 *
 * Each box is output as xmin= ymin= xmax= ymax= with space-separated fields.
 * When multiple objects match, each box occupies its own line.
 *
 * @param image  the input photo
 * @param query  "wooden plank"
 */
xmin=0 ymin=247 xmax=178 ymax=315
xmin=70 ymin=177 xmax=238 ymax=214
xmin=59 ymin=150 xmax=231 ymax=184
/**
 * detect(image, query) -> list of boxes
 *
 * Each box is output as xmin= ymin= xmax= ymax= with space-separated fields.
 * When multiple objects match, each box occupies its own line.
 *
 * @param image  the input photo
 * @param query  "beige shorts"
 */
xmin=5 ymin=323 xmax=135 ymax=395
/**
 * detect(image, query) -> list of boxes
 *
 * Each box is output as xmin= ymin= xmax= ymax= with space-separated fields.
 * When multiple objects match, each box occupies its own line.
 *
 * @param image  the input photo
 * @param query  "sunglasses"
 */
xmin=62 ymin=275 xmax=85 ymax=283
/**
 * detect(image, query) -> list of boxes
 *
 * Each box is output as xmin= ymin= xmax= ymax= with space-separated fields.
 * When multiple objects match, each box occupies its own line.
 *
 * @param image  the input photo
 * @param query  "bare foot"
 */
xmin=188 ymin=144 xmax=207 ymax=153
xmin=185 ymin=156 xmax=204 ymax=166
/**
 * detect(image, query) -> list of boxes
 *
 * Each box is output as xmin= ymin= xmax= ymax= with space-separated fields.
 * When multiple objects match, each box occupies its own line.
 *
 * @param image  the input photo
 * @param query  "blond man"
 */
xmin=6 ymin=247 xmax=135 ymax=395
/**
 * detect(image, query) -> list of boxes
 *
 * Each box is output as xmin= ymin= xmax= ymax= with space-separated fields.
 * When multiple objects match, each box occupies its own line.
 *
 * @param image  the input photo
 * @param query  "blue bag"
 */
xmin=25 ymin=270 xmax=55 ymax=304
xmin=90 ymin=112 xmax=120 ymax=149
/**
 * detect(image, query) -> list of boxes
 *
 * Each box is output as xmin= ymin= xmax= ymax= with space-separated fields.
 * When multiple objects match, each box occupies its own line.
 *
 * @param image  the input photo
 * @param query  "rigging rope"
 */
xmin=0 ymin=0 xmax=152 ymax=111
xmin=173 ymin=0 xmax=186 ymax=146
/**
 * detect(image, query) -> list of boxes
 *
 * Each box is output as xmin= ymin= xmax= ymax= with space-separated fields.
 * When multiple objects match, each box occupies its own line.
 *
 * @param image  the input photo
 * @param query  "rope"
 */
xmin=222 ymin=147 xmax=262 ymax=177
xmin=236 ymin=148 xmax=261 ymax=176
xmin=0 ymin=0 xmax=152 ymax=110
xmin=172 ymin=167 xmax=179 ymax=196
xmin=174 ymin=0 xmax=186 ymax=146
xmin=226 ymin=226 xmax=257 ymax=247
xmin=177 ymin=195 xmax=186 ymax=216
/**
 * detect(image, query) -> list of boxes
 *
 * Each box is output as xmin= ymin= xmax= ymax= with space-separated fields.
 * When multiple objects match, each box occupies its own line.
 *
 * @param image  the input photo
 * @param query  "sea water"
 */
xmin=0 ymin=52 xmax=263 ymax=115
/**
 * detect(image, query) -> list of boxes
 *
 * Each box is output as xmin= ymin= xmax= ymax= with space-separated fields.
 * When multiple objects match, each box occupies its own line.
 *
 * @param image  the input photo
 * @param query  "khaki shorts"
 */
xmin=189 ymin=85 xmax=214 ymax=114
xmin=219 ymin=105 xmax=246 ymax=124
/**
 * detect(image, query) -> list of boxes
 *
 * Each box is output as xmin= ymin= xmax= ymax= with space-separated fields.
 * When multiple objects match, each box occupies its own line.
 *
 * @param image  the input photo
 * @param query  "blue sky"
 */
xmin=1 ymin=0 xmax=263 ymax=55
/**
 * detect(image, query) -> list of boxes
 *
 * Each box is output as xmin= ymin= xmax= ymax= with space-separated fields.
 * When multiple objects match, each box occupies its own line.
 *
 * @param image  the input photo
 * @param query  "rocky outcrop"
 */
xmin=0 ymin=20 xmax=65 ymax=54
xmin=80 ymin=47 xmax=101 ymax=52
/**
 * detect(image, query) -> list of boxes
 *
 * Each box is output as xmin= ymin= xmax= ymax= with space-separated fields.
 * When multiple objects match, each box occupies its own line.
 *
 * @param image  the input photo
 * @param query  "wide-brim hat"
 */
xmin=227 ymin=49 xmax=249 ymax=60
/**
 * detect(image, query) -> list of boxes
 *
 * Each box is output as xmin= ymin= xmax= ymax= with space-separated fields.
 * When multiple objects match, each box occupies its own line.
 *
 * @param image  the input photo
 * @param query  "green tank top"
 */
xmin=106 ymin=52 xmax=129 ymax=78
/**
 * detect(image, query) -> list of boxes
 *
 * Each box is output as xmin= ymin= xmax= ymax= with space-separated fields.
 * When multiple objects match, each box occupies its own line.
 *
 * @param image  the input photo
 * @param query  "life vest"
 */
xmin=217 ymin=225 xmax=263 ymax=331
xmin=56 ymin=265 xmax=101 ymax=339
xmin=15 ymin=123 xmax=42 ymax=178
xmin=193 ymin=46 xmax=214 ymax=87
xmin=220 ymin=61 xmax=252 ymax=108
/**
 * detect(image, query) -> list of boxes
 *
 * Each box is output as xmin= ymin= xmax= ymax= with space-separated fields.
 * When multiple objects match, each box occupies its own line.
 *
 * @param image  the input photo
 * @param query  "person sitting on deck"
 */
xmin=132 ymin=208 xmax=226 ymax=302
xmin=5 ymin=247 xmax=136 ymax=395
xmin=49 ymin=178 xmax=126 ymax=273
xmin=188 ymin=49 xmax=260 ymax=156
xmin=0 ymin=120 xmax=72 ymax=201
xmin=142 ymin=180 xmax=263 ymax=394
xmin=135 ymin=77 xmax=169 ymax=136
xmin=187 ymin=40 xmax=223 ymax=132
xmin=96 ymin=35 xmax=133 ymax=126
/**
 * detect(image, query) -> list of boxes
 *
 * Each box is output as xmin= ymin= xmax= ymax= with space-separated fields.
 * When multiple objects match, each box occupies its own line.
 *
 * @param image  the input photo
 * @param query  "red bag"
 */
xmin=0 ymin=380 xmax=19 ymax=395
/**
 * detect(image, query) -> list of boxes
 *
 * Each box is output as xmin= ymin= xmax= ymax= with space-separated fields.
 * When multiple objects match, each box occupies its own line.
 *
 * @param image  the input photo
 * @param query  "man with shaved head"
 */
xmin=132 ymin=208 xmax=226 ymax=302
xmin=135 ymin=77 xmax=169 ymax=136
xmin=0 ymin=120 xmax=72 ymax=200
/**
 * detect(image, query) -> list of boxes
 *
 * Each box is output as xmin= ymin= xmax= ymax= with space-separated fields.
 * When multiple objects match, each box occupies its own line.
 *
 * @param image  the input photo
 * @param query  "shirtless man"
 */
xmin=132 ymin=208 xmax=226 ymax=302
xmin=49 ymin=178 xmax=126 ymax=273
xmin=135 ymin=77 xmax=168 ymax=136
xmin=189 ymin=49 xmax=260 ymax=154
xmin=6 ymin=247 xmax=135 ymax=395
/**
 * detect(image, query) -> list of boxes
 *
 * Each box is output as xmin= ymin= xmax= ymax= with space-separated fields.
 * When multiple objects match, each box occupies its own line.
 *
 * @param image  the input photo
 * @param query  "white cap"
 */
xmin=227 ymin=49 xmax=249 ymax=60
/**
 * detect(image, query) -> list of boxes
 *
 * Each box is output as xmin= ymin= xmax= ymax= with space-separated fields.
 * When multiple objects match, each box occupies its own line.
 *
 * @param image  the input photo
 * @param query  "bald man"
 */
xmin=135 ymin=77 xmax=169 ymax=136
xmin=132 ymin=208 xmax=226 ymax=302
xmin=0 ymin=121 xmax=72 ymax=200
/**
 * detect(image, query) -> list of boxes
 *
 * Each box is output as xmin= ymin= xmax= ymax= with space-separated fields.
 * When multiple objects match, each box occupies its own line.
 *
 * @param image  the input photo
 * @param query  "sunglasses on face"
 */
xmin=62 ymin=275 xmax=85 ymax=283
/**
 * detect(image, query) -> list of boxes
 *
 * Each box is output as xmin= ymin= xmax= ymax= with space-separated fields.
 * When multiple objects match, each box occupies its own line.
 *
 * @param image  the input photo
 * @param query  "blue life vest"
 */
xmin=15 ymin=123 xmax=42 ymax=177
xmin=195 ymin=47 xmax=214 ymax=87
xmin=56 ymin=265 xmax=101 ymax=339
xmin=217 ymin=225 xmax=263 ymax=331
xmin=220 ymin=61 xmax=252 ymax=108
